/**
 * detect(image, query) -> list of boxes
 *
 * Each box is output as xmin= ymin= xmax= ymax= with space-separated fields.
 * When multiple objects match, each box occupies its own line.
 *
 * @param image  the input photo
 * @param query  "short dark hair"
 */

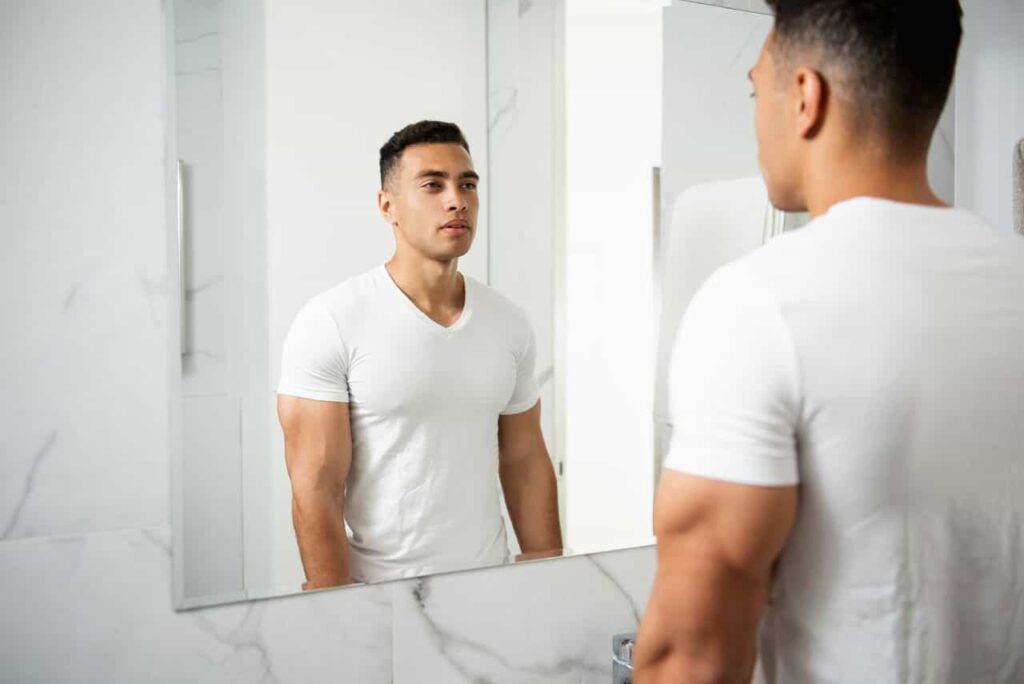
xmin=765 ymin=0 xmax=963 ymax=155
xmin=379 ymin=120 xmax=470 ymax=189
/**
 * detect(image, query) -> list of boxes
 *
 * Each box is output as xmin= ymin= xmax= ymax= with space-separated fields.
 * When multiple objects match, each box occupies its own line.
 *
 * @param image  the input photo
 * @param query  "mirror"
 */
xmin=172 ymin=0 xmax=955 ymax=608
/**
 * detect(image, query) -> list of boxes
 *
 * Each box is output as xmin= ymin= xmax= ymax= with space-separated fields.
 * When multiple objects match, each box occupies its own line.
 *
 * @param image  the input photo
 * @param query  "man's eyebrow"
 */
xmin=413 ymin=169 xmax=480 ymax=181
xmin=414 ymin=169 xmax=449 ymax=180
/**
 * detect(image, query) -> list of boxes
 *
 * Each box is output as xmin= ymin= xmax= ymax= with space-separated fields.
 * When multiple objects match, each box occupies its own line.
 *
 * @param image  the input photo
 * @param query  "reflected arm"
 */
xmin=633 ymin=471 xmax=797 ymax=683
xmin=498 ymin=400 xmax=563 ymax=558
xmin=278 ymin=395 xmax=354 ymax=589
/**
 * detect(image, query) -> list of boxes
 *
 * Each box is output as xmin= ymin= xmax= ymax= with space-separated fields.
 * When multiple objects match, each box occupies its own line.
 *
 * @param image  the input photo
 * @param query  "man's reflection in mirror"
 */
xmin=277 ymin=121 xmax=563 ymax=589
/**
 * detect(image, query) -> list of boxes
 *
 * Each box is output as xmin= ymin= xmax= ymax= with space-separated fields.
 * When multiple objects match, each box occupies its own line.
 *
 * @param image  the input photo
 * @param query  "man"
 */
xmin=636 ymin=2 xmax=1024 ymax=682
xmin=277 ymin=121 xmax=562 ymax=588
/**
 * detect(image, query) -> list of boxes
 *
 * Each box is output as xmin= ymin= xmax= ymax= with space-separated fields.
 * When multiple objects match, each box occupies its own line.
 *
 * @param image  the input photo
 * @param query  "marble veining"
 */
xmin=488 ymin=88 xmax=517 ymax=133
xmin=587 ymin=555 xmax=642 ymax=625
xmin=62 ymin=283 xmax=80 ymax=311
xmin=403 ymin=577 xmax=606 ymax=682
xmin=192 ymin=605 xmax=279 ymax=684
xmin=1 ymin=430 xmax=58 ymax=540
xmin=176 ymin=31 xmax=219 ymax=46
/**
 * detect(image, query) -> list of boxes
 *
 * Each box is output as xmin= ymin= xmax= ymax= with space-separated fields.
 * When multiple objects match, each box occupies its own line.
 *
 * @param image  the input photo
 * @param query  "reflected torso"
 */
xmin=305 ymin=266 xmax=535 ymax=581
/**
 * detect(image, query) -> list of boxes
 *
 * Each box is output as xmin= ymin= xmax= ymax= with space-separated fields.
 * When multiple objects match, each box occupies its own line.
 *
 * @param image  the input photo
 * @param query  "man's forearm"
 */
xmin=291 ymin=493 xmax=352 ymax=589
xmin=500 ymin=457 xmax=563 ymax=554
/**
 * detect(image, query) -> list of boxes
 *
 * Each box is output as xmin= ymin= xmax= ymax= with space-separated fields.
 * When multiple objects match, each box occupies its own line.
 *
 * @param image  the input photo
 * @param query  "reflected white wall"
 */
xmin=564 ymin=0 xmax=661 ymax=552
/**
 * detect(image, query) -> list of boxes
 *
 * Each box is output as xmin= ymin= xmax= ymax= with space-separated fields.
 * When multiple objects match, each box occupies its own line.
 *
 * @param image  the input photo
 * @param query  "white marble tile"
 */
xmin=392 ymin=546 xmax=656 ymax=683
xmin=0 ymin=526 xmax=393 ymax=683
xmin=0 ymin=0 xmax=170 ymax=542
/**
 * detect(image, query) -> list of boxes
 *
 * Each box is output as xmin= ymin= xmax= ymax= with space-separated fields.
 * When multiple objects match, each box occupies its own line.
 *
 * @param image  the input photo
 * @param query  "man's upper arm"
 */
xmin=656 ymin=469 xmax=797 ymax=577
xmin=498 ymin=400 xmax=545 ymax=465
xmin=278 ymin=396 xmax=352 ymax=495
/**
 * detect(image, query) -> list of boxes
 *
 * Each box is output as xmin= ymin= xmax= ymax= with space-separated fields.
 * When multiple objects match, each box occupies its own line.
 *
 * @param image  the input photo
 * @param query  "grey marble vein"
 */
xmin=488 ymin=88 xmax=517 ymax=133
xmin=192 ymin=604 xmax=278 ymax=684
xmin=728 ymin=21 xmax=765 ymax=69
xmin=176 ymin=66 xmax=222 ymax=78
xmin=63 ymin=284 xmax=80 ymax=311
xmin=138 ymin=528 xmax=172 ymax=556
xmin=587 ymin=556 xmax=642 ymax=625
xmin=2 ymin=431 xmax=58 ymax=540
xmin=185 ymin=275 xmax=225 ymax=300
xmin=138 ymin=271 xmax=169 ymax=336
xmin=176 ymin=31 xmax=219 ymax=45
xmin=409 ymin=579 xmax=606 ymax=681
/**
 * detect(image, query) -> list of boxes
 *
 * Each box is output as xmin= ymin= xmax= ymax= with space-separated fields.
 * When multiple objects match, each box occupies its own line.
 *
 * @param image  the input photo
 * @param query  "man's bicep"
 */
xmin=278 ymin=395 xmax=352 ymax=489
xmin=498 ymin=400 xmax=544 ymax=463
xmin=655 ymin=470 xmax=797 ymax=574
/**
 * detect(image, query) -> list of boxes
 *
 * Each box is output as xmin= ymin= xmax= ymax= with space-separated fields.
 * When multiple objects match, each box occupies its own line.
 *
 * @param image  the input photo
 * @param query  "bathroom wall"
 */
xmin=957 ymin=0 xmax=1024 ymax=234
xmin=0 ymin=0 xmax=657 ymax=681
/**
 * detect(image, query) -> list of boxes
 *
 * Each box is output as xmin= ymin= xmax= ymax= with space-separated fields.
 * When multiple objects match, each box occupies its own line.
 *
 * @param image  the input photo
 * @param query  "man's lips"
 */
xmin=441 ymin=220 xmax=470 ymax=235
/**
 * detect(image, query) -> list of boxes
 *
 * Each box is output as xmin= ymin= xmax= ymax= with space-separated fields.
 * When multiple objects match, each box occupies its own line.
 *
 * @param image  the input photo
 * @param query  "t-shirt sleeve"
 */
xmin=662 ymin=263 xmax=801 ymax=486
xmin=276 ymin=300 xmax=350 ymax=403
xmin=501 ymin=315 xmax=541 ymax=415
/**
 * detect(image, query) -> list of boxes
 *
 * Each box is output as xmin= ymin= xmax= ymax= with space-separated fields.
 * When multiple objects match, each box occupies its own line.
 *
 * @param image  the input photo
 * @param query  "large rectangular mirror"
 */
xmin=171 ymin=0 xmax=955 ymax=609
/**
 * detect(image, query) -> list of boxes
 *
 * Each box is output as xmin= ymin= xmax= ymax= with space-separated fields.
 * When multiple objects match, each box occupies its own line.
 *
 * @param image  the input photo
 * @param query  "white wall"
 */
xmin=956 ymin=0 xmax=1024 ymax=233
xmin=0 ymin=2 xmax=658 ymax=681
xmin=564 ymin=0 xmax=660 ymax=552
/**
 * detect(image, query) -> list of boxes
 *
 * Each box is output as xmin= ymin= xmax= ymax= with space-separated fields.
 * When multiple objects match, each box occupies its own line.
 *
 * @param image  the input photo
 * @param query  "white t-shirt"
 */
xmin=278 ymin=265 xmax=539 ymax=582
xmin=664 ymin=198 xmax=1024 ymax=683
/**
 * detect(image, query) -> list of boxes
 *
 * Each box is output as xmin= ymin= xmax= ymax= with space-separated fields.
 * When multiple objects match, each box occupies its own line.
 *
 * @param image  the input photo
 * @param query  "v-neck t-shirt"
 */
xmin=278 ymin=265 xmax=539 ymax=582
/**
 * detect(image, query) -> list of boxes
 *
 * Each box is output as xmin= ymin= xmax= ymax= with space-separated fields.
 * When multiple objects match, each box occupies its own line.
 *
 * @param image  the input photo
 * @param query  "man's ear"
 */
xmin=793 ymin=66 xmax=827 ymax=139
xmin=378 ymin=189 xmax=395 ymax=225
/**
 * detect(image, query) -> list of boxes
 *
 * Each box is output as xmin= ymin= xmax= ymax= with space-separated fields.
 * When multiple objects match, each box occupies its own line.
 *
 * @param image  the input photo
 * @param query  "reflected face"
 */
xmin=383 ymin=143 xmax=480 ymax=262
xmin=752 ymin=31 xmax=803 ymax=212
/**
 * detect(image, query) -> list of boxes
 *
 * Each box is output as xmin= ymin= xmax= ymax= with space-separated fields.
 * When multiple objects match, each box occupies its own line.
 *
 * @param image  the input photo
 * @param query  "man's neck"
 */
xmin=385 ymin=252 xmax=464 ymax=318
xmin=802 ymin=147 xmax=945 ymax=218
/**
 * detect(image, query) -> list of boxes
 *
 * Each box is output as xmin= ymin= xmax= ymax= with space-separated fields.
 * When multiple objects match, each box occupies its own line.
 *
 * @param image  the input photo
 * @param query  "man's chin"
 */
xmin=433 ymin=241 xmax=474 ymax=261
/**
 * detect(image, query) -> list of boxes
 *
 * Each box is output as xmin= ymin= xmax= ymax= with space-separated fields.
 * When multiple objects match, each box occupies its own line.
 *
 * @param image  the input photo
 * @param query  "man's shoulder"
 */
xmin=467 ymin=277 xmax=530 ymax=324
xmin=305 ymin=266 xmax=386 ymax=317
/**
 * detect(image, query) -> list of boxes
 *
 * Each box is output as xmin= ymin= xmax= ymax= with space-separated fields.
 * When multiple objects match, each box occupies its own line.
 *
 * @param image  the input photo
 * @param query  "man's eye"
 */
xmin=462 ymin=182 xmax=477 ymax=190
xmin=423 ymin=182 xmax=440 ymax=189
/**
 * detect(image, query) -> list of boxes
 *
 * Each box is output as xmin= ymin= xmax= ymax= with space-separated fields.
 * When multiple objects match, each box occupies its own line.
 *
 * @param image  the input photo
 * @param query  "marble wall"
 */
xmin=0 ymin=0 xmax=658 ymax=680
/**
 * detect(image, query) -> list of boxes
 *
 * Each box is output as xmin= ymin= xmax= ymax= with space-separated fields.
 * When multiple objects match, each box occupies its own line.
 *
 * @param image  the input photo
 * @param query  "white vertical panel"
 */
xmin=564 ymin=0 xmax=659 ymax=552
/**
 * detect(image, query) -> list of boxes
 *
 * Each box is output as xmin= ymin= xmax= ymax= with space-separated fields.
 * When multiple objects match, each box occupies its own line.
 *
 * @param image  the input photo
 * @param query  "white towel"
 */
xmin=1014 ymin=138 xmax=1024 ymax=236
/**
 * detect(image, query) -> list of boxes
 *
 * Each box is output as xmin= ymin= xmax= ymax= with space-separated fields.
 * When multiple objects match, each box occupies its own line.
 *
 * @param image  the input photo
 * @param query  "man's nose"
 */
xmin=445 ymin=187 xmax=468 ymax=212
